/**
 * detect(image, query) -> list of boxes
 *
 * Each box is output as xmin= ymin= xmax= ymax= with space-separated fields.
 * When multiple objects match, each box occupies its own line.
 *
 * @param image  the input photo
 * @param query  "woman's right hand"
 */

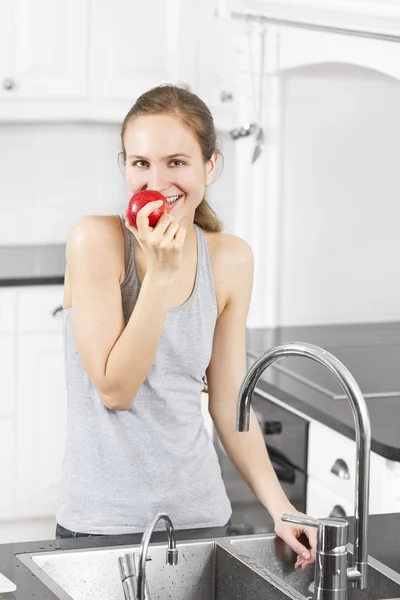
xmin=124 ymin=200 xmax=186 ymax=280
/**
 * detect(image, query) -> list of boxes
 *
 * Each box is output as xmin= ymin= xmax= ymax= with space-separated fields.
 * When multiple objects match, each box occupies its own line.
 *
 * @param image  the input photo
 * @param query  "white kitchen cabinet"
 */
xmin=195 ymin=0 xmax=239 ymax=131
xmin=0 ymin=285 xmax=68 ymax=522
xmin=307 ymin=420 xmax=400 ymax=516
xmin=307 ymin=475 xmax=353 ymax=519
xmin=89 ymin=0 xmax=198 ymax=102
xmin=0 ymin=0 xmax=88 ymax=100
xmin=14 ymin=331 xmax=67 ymax=518
xmin=0 ymin=288 xmax=16 ymax=420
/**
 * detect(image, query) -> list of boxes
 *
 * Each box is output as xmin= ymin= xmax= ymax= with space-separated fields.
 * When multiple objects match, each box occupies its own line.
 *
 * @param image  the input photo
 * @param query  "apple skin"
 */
xmin=127 ymin=190 xmax=169 ymax=228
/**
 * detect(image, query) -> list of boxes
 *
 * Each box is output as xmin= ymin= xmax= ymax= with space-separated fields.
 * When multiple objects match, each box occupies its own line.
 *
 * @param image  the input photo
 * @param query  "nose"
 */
xmin=146 ymin=165 xmax=171 ymax=193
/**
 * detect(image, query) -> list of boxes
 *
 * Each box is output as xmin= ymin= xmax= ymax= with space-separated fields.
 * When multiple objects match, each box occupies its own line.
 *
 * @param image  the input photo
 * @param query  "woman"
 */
xmin=56 ymin=84 xmax=315 ymax=569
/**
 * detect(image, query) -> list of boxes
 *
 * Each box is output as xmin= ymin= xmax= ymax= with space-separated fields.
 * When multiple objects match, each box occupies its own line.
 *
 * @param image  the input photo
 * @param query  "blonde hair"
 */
xmin=120 ymin=84 xmax=223 ymax=233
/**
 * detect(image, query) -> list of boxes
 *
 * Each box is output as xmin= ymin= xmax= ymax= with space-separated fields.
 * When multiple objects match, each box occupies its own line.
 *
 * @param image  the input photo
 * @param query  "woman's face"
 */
xmin=123 ymin=114 xmax=217 ymax=225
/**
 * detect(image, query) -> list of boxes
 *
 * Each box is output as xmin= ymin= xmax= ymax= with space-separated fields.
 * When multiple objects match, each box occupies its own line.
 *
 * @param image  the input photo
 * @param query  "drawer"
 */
xmin=0 ymin=288 xmax=16 ymax=332
xmin=377 ymin=456 xmax=400 ymax=514
xmin=306 ymin=475 xmax=354 ymax=519
xmin=308 ymin=421 xmax=356 ymax=498
xmin=16 ymin=285 xmax=64 ymax=333
xmin=308 ymin=421 xmax=382 ymax=513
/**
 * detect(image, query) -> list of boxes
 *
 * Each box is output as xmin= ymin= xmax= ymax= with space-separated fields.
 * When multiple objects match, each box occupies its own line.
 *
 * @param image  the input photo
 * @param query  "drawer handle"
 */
xmin=330 ymin=458 xmax=350 ymax=480
xmin=52 ymin=305 xmax=64 ymax=319
xmin=329 ymin=505 xmax=347 ymax=518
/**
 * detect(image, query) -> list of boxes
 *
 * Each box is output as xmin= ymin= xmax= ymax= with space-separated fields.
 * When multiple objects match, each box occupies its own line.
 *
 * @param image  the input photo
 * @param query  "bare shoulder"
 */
xmin=206 ymin=231 xmax=253 ymax=272
xmin=64 ymin=215 xmax=125 ymax=306
xmin=67 ymin=215 xmax=124 ymax=267
xmin=67 ymin=214 xmax=122 ymax=253
xmin=205 ymin=231 xmax=254 ymax=312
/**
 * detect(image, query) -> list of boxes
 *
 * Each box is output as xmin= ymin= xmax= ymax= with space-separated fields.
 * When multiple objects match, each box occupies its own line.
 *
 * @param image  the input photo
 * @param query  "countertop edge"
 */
xmin=247 ymin=350 xmax=400 ymax=462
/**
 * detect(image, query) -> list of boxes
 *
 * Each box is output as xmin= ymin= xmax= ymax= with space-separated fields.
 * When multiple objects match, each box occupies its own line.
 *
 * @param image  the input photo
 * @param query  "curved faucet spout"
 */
xmin=137 ymin=513 xmax=178 ymax=599
xmin=237 ymin=341 xmax=371 ymax=589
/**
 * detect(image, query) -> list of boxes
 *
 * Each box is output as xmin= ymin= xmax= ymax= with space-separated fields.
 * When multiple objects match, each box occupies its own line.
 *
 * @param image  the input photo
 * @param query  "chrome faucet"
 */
xmin=237 ymin=342 xmax=371 ymax=598
xmin=118 ymin=512 xmax=178 ymax=600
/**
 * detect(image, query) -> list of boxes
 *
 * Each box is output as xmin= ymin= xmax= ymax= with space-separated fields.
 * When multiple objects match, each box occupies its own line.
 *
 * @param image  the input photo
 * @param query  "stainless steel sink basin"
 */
xmin=16 ymin=535 xmax=301 ymax=600
xmin=229 ymin=535 xmax=400 ymax=600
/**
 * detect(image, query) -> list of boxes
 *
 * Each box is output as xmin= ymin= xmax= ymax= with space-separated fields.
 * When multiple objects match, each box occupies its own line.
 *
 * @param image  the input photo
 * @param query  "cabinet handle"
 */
xmin=2 ymin=78 xmax=15 ymax=91
xmin=52 ymin=305 xmax=63 ymax=319
xmin=220 ymin=90 xmax=234 ymax=102
xmin=330 ymin=458 xmax=350 ymax=480
xmin=329 ymin=505 xmax=347 ymax=518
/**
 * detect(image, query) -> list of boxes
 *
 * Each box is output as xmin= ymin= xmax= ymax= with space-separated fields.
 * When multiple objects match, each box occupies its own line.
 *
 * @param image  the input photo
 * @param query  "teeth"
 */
xmin=167 ymin=195 xmax=181 ymax=204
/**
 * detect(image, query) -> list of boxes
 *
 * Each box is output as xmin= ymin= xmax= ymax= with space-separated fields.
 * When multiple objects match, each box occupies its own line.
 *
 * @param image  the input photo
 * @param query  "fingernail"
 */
xmin=302 ymin=551 xmax=310 ymax=559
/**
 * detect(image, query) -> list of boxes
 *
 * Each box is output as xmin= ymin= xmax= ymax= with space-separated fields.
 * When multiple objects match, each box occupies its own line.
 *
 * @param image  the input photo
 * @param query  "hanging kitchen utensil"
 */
xmin=252 ymin=25 xmax=266 ymax=163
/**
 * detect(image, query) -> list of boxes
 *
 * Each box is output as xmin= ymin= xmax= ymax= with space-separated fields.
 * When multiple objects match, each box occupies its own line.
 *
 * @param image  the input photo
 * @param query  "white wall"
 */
xmin=0 ymin=123 xmax=126 ymax=245
xmin=0 ymin=124 xmax=235 ymax=245
xmin=277 ymin=63 xmax=400 ymax=326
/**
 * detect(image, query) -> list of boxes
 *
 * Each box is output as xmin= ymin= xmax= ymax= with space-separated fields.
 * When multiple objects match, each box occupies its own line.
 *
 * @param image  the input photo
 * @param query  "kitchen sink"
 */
xmin=16 ymin=535 xmax=302 ymax=600
xmin=229 ymin=535 xmax=400 ymax=600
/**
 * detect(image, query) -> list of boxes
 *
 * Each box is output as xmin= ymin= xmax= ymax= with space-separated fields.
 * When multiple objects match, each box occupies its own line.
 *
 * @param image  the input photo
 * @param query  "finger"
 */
xmin=150 ymin=212 xmax=175 ymax=239
xmin=303 ymin=528 xmax=317 ymax=560
xmin=159 ymin=220 xmax=180 ymax=244
xmin=287 ymin=535 xmax=311 ymax=562
xmin=136 ymin=201 xmax=164 ymax=237
xmin=172 ymin=224 xmax=187 ymax=247
xmin=136 ymin=200 xmax=164 ymax=218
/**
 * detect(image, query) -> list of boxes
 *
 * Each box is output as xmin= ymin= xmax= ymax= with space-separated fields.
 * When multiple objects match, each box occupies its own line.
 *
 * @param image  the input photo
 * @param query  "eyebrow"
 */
xmin=127 ymin=153 xmax=191 ymax=160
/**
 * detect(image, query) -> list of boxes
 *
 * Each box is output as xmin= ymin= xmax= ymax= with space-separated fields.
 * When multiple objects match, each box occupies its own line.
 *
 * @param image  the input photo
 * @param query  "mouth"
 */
xmin=166 ymin=194 xmax=183 ymax=208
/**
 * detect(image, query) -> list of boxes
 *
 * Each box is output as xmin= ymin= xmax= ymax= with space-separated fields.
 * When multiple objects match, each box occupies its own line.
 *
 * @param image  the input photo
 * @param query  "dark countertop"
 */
xmin=246 ymin=323 xmax=400 ymax=461
xmin=0 ymin=514 xmax=399 ymax=599
xmin=0 ymin=244 xmax=65 ymax=286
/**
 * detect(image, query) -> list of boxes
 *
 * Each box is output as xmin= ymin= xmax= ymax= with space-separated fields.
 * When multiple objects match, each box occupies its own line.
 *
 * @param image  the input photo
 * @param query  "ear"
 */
xmin=205 ymin=151 xmax=218 ymax=186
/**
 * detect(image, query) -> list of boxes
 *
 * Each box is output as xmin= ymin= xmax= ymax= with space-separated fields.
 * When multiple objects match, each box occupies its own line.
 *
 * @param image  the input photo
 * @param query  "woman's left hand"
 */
xmin=273 ymin=507 xmax=317 ymax=569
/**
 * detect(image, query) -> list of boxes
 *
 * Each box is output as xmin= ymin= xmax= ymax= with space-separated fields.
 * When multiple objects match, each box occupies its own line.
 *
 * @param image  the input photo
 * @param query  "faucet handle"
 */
xmin=281 ymin=513 xmax=349 ymax=551
xmin=281 ymin=513 xmax=319 ymax=528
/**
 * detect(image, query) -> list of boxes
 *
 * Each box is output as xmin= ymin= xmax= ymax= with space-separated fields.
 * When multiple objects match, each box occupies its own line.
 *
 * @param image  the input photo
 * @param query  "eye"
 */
xmin=132 ymin=160 xmax=149 ymax=169
xmin=169 ymin=159 xmax=185 ymax=167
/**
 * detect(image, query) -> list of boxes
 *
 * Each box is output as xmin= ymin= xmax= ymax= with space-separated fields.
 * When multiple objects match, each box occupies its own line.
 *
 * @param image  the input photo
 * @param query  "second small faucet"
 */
xmin=119 ymin=512 xmax=178 ymax=600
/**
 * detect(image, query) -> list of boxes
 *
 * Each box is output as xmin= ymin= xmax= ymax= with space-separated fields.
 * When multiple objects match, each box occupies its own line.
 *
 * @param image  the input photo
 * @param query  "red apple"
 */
xmin=127 ymin=190 xmax=169 ymax=228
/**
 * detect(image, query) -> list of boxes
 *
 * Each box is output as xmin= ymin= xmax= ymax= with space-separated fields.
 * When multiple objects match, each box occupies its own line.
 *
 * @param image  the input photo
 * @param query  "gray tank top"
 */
xmin=56 ymin=215 xmax=232 ymax=534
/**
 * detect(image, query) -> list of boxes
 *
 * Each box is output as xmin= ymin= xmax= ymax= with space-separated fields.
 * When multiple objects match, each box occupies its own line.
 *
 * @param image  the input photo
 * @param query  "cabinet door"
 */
xmin=0 ymin=288 xmax=16 ymax=419
xmin=307 ymin=476 xmax=353 ymax=519
xmin=0 ymin=1 xmax=13 ymax=95
xmin=308 ymin=420 xmax=382 ymax=514
xmin=89 ymin=0 xmax=197 ymax=101
xmin=196 ymin=0 xmax=239 ymax=129
xmin=0 ymin=0 xmax=88 ymax=99
xmin=14 ymin=332 xmax=67 ymax=519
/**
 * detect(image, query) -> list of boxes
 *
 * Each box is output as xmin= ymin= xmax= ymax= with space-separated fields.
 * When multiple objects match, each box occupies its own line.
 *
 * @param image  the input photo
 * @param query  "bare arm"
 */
xmin=67 ymin=205 xmax=185 ymax=411
xmin=207 ymin=236 xmax=316 ymax=567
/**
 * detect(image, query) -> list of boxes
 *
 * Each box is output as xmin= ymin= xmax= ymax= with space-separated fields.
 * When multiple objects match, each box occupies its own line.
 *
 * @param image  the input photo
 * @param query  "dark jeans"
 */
xmin=56 ymin=519 xmax=232 ymax=539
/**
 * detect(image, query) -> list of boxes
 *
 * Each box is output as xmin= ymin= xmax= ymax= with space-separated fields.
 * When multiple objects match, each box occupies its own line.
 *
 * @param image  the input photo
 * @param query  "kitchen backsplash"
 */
xmin=0 ymin=123 xmax=236 ymax=246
